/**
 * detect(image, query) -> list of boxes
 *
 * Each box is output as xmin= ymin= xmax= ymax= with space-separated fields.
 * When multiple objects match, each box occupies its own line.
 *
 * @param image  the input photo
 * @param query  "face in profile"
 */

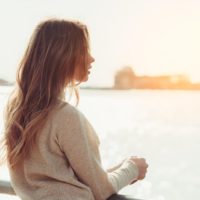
xmin=75 ymin=53 xmax=95 ymax=82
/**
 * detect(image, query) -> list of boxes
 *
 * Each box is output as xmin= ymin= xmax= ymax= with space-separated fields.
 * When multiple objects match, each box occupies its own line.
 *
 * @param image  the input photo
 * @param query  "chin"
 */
xmin=82 ymin=74 xmax=89 ymax=82
xmin=75 ymin=73 xmax=89 ymax=83
xmin=83 ymin=77 xmax=89 ymax=82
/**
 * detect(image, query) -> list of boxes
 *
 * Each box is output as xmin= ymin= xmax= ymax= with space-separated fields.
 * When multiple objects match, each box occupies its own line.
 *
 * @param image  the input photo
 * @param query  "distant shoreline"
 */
xmin=80 ymin=86 xmax=200 ymax=91
xmin=1 ymin=82 xmax=200 ymax=91
xmin=0 ymin=79 xmax=14 ymax=86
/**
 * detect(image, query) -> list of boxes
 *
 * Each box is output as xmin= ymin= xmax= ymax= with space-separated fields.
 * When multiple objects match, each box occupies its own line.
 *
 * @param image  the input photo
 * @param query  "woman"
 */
xmin=1 ymin=19 xmax=148 ymax=200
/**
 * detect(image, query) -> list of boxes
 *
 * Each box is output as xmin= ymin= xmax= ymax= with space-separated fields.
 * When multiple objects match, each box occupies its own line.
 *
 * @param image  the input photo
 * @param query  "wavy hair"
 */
xmin=0 ymin=19 xmax=90 ymax=167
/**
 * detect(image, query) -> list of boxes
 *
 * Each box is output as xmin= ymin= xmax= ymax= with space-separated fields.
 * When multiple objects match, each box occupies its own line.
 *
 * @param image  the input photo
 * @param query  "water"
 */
xmin=0 ymin=86 xmax=200 ymax=200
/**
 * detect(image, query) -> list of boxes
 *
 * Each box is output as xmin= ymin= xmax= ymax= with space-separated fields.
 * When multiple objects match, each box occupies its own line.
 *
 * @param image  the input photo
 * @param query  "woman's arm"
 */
xmin=57 ymin=105 xmax=138 ymax=200
xmin=106 ymin=159 xmax=126 ymax=173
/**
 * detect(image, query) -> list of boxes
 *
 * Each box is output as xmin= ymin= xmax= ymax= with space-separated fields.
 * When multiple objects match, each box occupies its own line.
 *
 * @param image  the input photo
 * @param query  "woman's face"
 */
xmin=75 ymin=53 xmax=95 ymax=82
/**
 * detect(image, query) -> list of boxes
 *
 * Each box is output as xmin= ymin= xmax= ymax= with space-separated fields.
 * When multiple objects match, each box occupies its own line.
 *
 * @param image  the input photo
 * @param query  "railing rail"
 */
xmin=0 ymin=180 xmax=142 ymax=199
xmin=0 ymin=180 xmax=15 ymax=195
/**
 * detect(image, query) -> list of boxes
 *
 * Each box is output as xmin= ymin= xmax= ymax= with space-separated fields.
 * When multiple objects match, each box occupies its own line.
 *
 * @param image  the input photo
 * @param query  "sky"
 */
xmin=0 ymin=0 xmax=200 ymax=87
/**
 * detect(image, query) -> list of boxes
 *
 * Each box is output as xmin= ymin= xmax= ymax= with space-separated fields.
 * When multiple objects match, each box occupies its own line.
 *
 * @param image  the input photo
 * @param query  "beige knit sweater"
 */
xmin=9 ymin=100 xmax=139 ymax=200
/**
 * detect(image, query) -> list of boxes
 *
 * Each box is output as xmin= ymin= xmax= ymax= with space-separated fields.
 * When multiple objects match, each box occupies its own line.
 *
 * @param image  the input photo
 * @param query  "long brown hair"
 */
xmin=1 ymin=18 xmax=90 ymax=167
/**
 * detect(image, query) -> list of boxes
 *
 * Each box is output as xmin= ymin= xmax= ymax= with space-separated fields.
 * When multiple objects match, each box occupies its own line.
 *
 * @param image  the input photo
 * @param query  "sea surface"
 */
xmin=0 ymin=86 xmax=200 ymax=200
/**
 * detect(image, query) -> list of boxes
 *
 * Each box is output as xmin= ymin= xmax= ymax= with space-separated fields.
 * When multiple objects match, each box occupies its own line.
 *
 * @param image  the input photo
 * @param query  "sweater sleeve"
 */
xmin=106 ymin=159 xmax=126 ymax=173
xmin=57 ymin=105 xmax=138 ymax=200
xmin=107 ymin=159 xmax=139 ymax=192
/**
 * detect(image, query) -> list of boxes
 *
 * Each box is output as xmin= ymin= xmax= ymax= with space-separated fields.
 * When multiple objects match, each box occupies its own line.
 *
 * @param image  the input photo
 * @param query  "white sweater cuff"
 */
xmin=107 ymin=159 xmax=139 ymax=192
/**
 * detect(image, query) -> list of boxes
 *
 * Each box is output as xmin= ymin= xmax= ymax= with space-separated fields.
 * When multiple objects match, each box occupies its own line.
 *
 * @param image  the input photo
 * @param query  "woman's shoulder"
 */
xmin=50 ymin=100 xmax=90 ymax=136
xmin=54 ymin=99 xmax=84 ymax=121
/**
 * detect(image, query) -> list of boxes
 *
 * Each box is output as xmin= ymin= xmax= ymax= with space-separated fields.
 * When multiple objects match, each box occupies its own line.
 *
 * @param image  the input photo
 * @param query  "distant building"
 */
xmin=114 ymin=67 xmax=136 ymax=89
xmin=133 ymin=75 xmax=190 ymax=89
xmin=114 ymin=67 xmax=200 ymax=90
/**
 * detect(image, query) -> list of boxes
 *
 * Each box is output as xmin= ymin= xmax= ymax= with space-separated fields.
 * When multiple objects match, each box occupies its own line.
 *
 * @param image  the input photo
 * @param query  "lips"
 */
xmin=87 ymin=65 xmax=92 ymax=74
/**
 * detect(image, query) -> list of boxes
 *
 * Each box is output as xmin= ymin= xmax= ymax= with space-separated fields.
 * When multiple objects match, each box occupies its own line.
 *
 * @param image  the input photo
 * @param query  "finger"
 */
xmin=131 ymin=156 xmax=138 ymax=159
xmin=131 ymin=180 xmax=138 ymax=184
xmin=138 ymin=175 xmax=145 ymax=180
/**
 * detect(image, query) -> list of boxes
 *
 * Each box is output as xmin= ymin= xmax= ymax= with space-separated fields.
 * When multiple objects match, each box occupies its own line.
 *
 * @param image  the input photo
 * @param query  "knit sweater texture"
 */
xmin=9 ymin=100 xmax=139 ymax=200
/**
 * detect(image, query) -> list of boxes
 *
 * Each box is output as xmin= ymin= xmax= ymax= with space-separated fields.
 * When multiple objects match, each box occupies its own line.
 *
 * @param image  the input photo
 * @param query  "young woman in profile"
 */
xmin=1 ymin=19 xmax=148 ymax=200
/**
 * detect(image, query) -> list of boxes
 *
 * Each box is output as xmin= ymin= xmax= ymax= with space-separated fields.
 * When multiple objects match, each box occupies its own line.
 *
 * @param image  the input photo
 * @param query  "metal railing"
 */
xmin=0 ymin=180 xmax=141 ymax=199
xmin=0 ymin=180 xmax=15 ymax=195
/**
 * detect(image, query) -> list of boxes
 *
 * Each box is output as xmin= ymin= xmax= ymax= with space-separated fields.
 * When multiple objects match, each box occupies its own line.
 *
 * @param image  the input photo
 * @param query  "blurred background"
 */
xmin=0 ymin=0 xmax=200 ymax=199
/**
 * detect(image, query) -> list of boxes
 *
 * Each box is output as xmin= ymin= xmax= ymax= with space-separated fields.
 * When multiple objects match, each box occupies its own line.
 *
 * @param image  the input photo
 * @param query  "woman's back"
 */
xmin=9 ymin=101 xmax=99 ymax=200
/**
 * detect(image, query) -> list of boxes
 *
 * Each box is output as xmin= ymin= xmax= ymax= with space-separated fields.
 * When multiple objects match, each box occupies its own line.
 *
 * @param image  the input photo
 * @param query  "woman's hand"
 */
xmin=129 ymin=156 xmax=148 ymax=184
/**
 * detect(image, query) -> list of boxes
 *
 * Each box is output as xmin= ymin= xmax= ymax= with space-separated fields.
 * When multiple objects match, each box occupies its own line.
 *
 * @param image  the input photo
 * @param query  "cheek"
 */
xmin=74 ymin=66 xmax=88 ymax=82
xmin=81 ymin=72 xmax=89 ymax=82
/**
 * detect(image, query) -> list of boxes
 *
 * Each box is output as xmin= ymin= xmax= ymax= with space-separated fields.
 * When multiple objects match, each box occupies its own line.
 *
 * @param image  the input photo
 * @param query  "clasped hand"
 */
xmin=129 ymin=156 xmax=149 ymax=184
